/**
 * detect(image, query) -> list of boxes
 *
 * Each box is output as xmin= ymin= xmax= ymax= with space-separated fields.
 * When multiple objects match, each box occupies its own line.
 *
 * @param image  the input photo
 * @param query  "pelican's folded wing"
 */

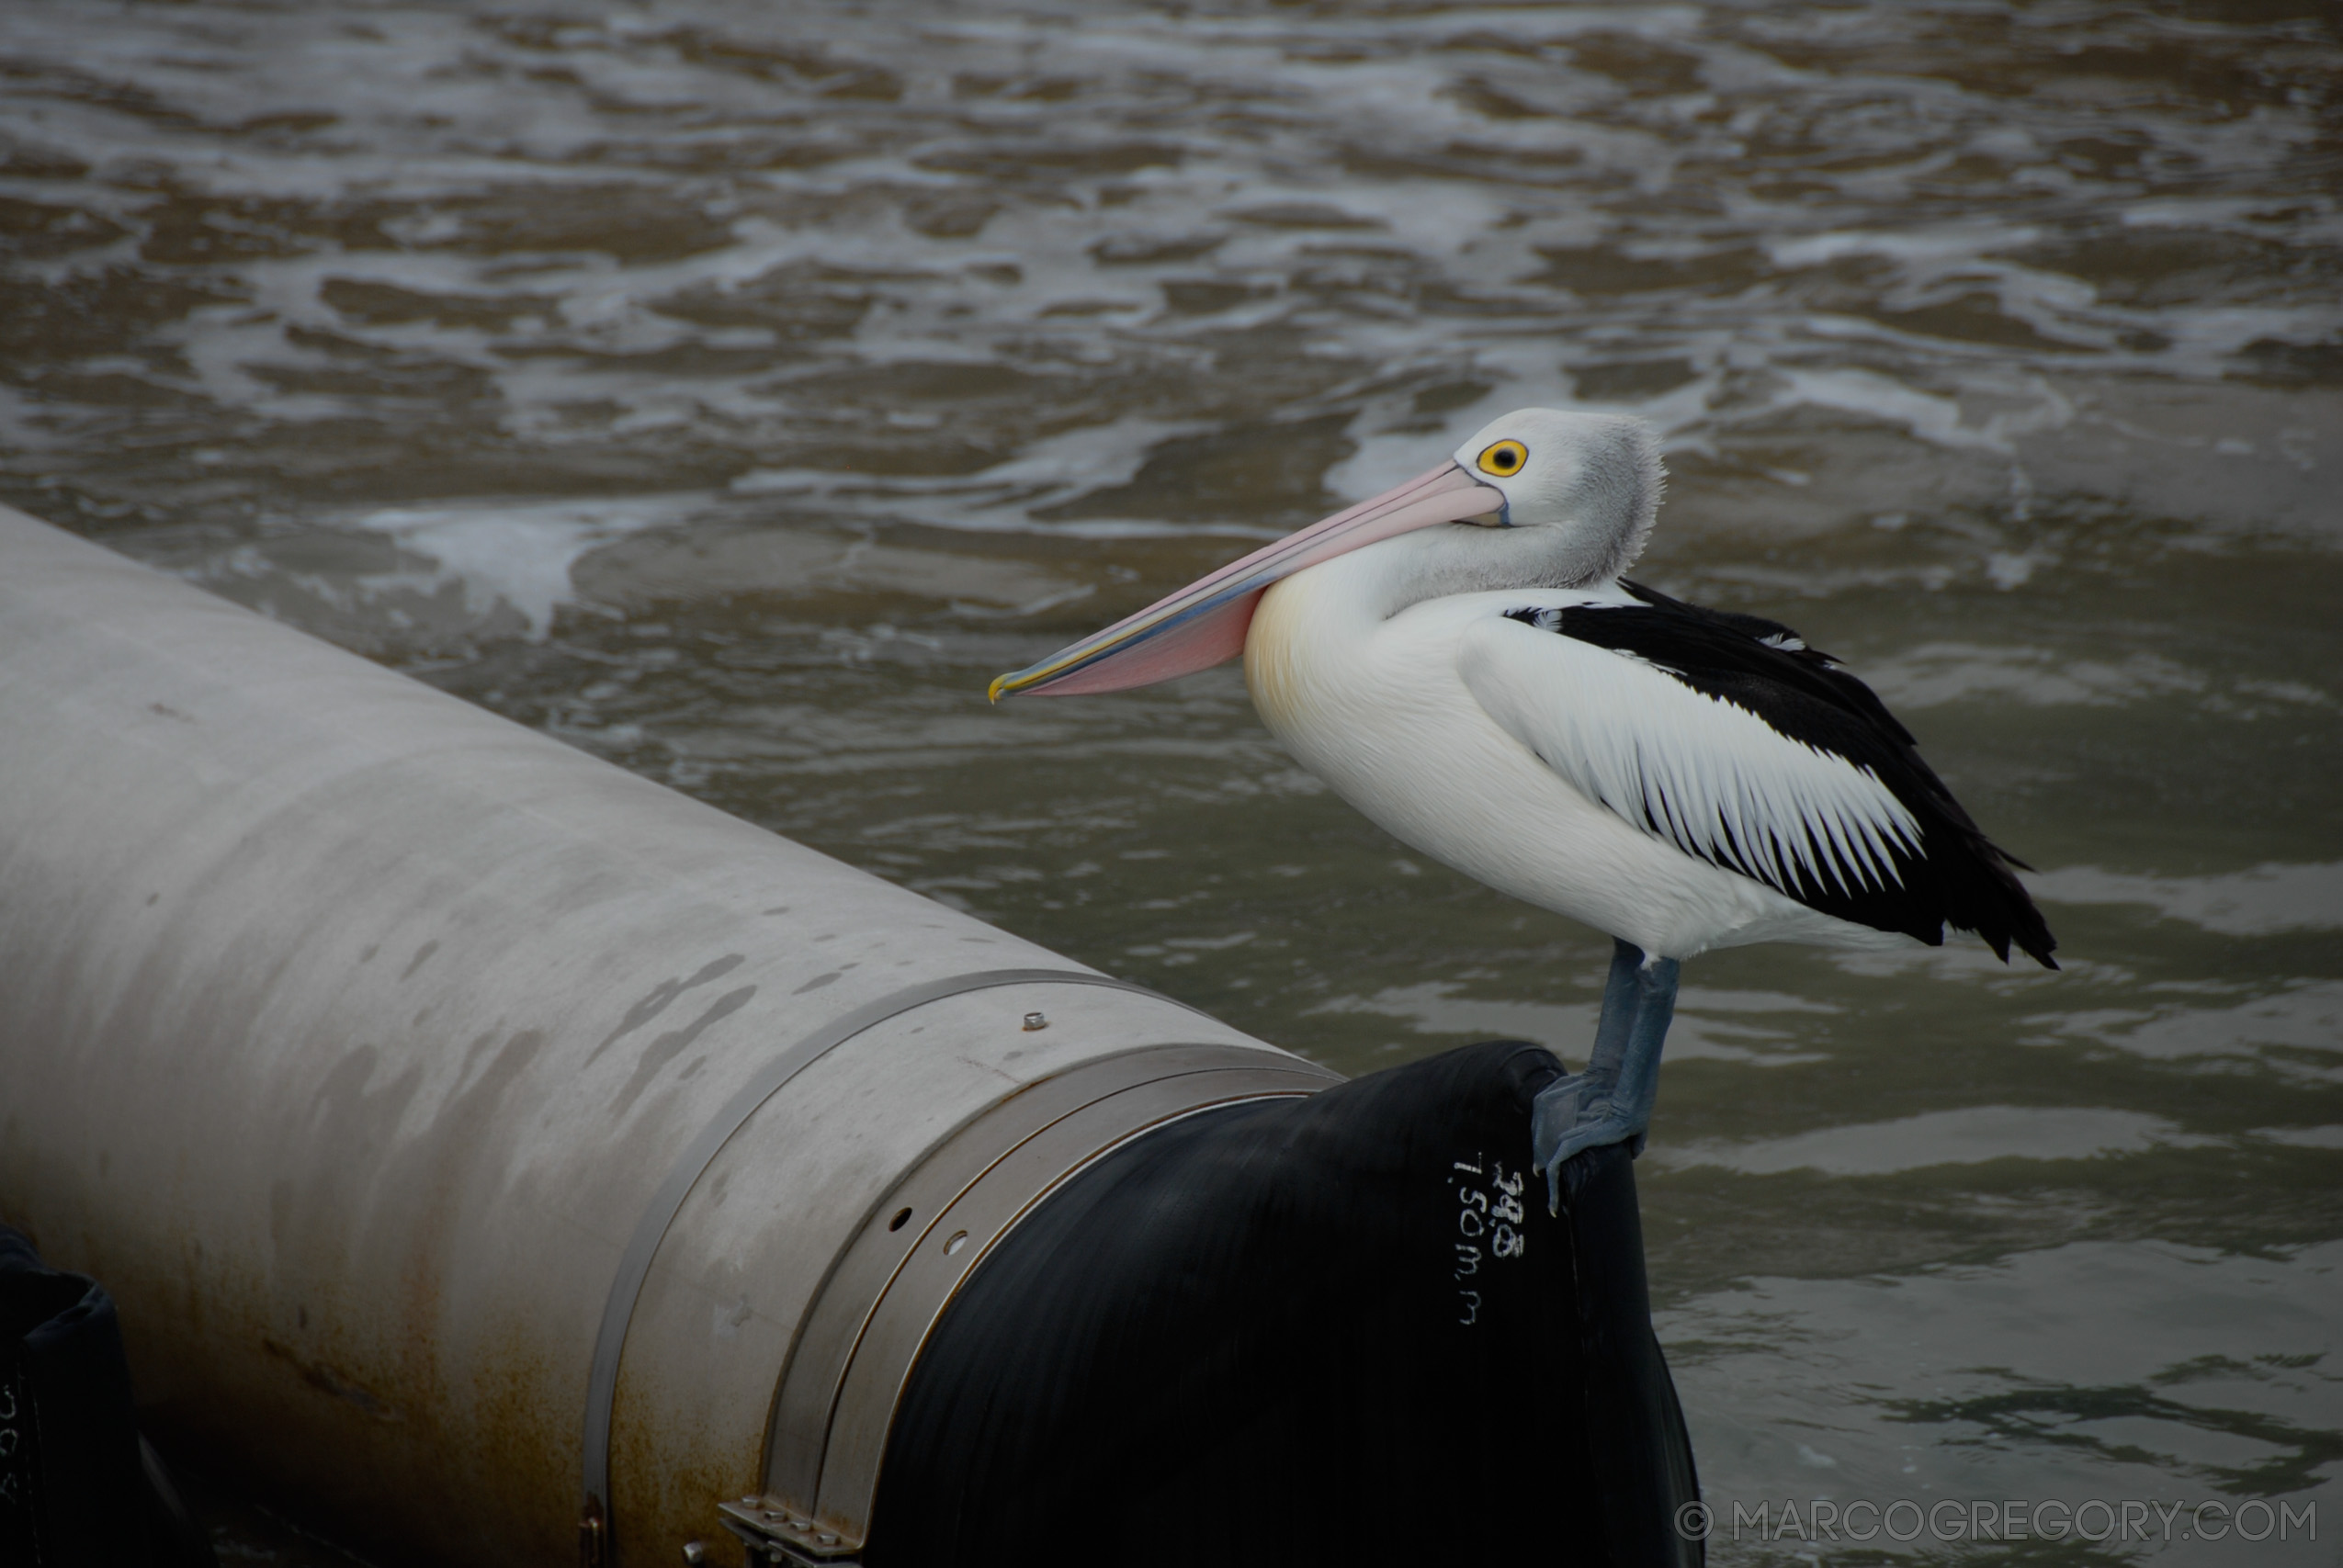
xmin=1462 ymin=595 xmax=1921 ymax=890
xmin=1458 ymin=595 xmax=2057 ymax=965
xmin=1459 ymin=603 xmax=1973 ymax=950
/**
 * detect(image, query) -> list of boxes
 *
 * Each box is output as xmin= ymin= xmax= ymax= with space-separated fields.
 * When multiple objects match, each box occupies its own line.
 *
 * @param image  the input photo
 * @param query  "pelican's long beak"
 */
xmin=990 ymin=463 xmax=1505 ymax=700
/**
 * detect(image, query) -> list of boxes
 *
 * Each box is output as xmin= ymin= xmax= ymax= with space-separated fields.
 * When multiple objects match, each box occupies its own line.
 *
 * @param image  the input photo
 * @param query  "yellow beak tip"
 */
xmin=986 ymin=674 xmax=1012 ymax=704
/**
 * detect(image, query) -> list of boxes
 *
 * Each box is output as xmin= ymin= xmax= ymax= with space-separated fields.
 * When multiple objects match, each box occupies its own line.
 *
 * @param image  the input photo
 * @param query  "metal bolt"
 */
xmin=818 ymin=1533 xmax=838 ymax=1546
xmin=682 ymin=1543 xmax=707 ymax=1565
xmin=1022 ymin=1010 xmax=1047 ymax=1031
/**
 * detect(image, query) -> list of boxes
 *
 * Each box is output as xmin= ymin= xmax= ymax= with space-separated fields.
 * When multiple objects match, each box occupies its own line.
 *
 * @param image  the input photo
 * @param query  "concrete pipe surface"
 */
xmin=0 ymin=506 xmax=1336 ymax=1567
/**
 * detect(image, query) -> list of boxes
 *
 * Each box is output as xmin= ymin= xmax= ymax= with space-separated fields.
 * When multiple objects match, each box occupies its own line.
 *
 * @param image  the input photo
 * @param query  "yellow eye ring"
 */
xmin=1477 ymin=439 xmax=1528 ymax=477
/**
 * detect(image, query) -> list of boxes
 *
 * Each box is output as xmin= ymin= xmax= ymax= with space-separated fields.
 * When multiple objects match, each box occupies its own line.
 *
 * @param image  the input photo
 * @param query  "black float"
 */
xmin=872 ymin=1040 xmax=1702 ymax=1568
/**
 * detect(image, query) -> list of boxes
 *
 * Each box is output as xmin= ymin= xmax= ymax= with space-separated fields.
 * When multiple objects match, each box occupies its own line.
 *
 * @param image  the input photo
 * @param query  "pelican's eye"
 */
xmin=1476 ymin=439 xmax=1528 ymax=478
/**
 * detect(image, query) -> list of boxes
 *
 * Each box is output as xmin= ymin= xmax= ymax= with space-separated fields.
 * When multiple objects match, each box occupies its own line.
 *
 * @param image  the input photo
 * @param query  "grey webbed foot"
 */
xmin=1530 ymin=1073 xmax=1596 ymax=1212
xmin=1533 ymin=1086 xmax=1646 ymax=1208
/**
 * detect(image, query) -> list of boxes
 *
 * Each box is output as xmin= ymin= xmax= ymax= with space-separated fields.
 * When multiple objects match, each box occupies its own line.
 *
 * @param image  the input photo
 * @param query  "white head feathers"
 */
xmin=1454 ymin=409 xmax=1666 ymax=587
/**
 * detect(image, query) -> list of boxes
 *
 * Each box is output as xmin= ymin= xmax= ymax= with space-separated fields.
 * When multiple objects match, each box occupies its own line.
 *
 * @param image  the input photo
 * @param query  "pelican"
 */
xmin=990 ymin=409 xmax=2057 ymax=1206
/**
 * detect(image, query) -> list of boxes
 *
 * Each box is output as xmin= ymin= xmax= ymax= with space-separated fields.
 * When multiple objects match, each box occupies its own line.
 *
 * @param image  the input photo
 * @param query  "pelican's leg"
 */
xmin=1531 ymin=940 xmax=1681 ymax=1211
xmin=1530 ymin=942 xmax=1640 ymax=1154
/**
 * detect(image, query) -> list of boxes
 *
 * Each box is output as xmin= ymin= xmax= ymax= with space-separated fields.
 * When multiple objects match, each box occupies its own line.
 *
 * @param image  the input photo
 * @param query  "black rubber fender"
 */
xmin=871 ymin=1039 xmax=1702 ymax=1568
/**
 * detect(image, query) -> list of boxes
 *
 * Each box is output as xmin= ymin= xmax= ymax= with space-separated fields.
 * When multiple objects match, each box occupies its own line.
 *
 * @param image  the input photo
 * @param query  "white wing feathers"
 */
xmin=1458 ymin=615 xmax=1922 ymax=899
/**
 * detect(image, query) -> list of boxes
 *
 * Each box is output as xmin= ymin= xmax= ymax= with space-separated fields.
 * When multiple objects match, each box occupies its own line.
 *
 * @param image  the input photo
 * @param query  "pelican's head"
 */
xmin=1446 ymin=408 xmax=1664 ymax=588
xmin=990 ymin=407 xmax=1665 ymax=700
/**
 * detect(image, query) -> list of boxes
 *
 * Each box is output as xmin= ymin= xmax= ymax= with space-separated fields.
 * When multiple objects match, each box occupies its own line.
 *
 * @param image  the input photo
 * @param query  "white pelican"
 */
xmin=991 ymin=409 xmax=2057 ymax=1204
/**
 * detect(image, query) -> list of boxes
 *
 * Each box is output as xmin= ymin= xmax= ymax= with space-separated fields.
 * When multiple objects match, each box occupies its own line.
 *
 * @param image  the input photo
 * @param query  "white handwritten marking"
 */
xmin=1451 ymin=1148 xmax=1531 ymax=1325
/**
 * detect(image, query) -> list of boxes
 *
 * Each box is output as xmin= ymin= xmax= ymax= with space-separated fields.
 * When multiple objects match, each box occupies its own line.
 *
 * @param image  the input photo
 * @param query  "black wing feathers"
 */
xmin=1505 ymin=581 xmax=2056 ymax=968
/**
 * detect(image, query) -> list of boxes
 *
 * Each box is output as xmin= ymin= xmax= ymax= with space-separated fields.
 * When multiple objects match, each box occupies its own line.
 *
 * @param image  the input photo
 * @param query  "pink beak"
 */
xmin=990 ymin=462 xmax=1505 ymax=700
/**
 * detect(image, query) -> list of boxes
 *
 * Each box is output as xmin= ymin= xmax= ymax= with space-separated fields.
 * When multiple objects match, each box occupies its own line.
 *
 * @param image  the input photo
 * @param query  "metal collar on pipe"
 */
xmin=579 ymin=965 xmax=1191 ymax=1556
xmin=747 ymin=1044 xmax=1334 ymax=1561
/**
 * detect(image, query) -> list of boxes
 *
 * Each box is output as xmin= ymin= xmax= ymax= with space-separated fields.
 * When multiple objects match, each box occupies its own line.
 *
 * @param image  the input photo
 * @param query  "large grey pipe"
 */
xmin=0 ymin=507 xmax=1334 ymax=1566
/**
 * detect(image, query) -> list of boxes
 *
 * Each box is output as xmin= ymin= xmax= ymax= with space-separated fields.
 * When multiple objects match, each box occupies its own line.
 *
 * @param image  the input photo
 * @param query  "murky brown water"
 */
xmin=4 ymin=1 xmax=2339 ymax=1562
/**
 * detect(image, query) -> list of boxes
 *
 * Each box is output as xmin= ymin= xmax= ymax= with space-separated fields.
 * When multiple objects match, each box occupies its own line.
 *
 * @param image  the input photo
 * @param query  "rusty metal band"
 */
xmin=579 ymin=966 xmax=1188 ymax=1537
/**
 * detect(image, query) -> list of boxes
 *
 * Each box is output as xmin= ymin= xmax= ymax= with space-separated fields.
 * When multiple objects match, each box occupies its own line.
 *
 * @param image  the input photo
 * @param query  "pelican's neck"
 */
xmin=1245 ymin=544 xmax=1484 ymax=730
xmin=1296 ymin=540 xmax=1429 ymax=623
xmin=1246 ymin=558 xmax=1370 ymax=735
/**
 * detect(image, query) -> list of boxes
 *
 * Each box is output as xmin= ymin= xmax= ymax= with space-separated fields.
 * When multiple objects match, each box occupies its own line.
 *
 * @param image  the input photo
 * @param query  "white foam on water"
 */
xmin=344 ymin=493 xmax=710 ymax=632
xmin=2032 ymin=981 xmax=2343 ymax=1068
xmin=1773 ymin=367 xmax=2069 ymax=456
xmin=2032 ymin=862 xmax=2343 ymax=938
xmin=728 ymin=418 xmax=1245 ymax=540
xmin=1767 ymin=223 xmax=2046 ymax=271
xmin=2255 ymin=1124 xmax=2343 ymax=1151
xmin=1652 ymin=1105 xmax=2208 ymax=1178
xmin=1861 ymin=643 xmax=2210 ymax=708
xmin=1308 ymin=980 xmax=1834 ymax=1067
